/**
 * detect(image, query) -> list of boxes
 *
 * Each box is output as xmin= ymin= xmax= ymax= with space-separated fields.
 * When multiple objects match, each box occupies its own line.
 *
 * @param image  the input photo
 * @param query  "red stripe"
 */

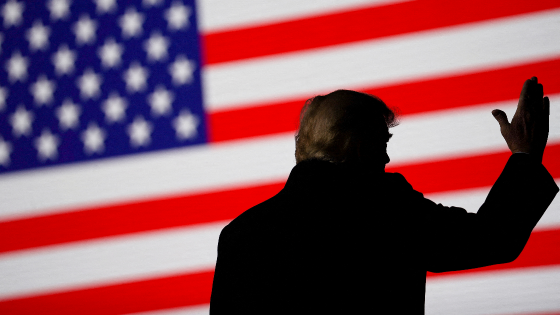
xmin=0 ymin=270 xmax=214 ymax=315
xmin=0 ymin=182 xmax=284 ymax=254
xmin=207 ymin=99 xmax=302 ymax=143
xmin=208 ymin=57 xmax=560 ymax=142
xmin=203 ymin=0 xmax=560 ymax=65
xmin=0 ymin=144 xmax=558 ymax=254
xmin=428 ymin=228 xmax=560 ymax=278
xmin=388 ymin=142 xmax=560 ymax=194
xmin=369 ymin=58 xmax=560 ymax=115
xmin=2 ymin=228 xmax=559 ymax=314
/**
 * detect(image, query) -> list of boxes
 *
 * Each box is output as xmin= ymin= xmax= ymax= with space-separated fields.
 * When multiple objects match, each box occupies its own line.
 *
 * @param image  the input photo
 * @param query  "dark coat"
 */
xmin=210 ymin=154 xmax=558 ymax=314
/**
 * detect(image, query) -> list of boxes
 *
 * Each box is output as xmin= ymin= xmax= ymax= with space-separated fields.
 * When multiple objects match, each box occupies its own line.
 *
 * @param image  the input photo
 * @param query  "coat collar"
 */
xmin=283 ymin=159 xmax=383 ymax=193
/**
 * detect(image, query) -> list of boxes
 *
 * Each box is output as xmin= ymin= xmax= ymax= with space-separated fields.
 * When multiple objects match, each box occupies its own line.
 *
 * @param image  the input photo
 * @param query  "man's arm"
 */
xmin=424 ymin=77 xmax=558 ymax=272
xmin=423 ymin=153 xmax=558 ymax=273
xmin=210 ymin=223 xmax=268 ymax=314
xmin=210 ymin=225 xmax=242 ymax=314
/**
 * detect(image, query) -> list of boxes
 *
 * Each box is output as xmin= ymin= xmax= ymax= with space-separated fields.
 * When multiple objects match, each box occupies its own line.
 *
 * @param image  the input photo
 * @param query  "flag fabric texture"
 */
xmin=0 ymin=0 xmax=559 ymax=314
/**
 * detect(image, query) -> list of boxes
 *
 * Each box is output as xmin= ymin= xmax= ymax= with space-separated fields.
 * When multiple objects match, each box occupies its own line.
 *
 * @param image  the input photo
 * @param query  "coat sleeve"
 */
xmin=406 ymin=154 xmax=559 ymax=273
xmin=210 ymin=222 xmax=266 ymax=315
xmin=209 ymin=224 xmax=241 ymax=314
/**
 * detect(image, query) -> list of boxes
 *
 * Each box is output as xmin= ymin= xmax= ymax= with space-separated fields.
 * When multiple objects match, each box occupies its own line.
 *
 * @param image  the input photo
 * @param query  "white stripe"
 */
xmin=389 ymin=95 xmax=560 ymax=165
xmin=128 ymin=305 xmax=209 ymax=315
xmin=425 ymin=180 xmax=560 ymax=231
xmin=11 ymin=267 xmax=560 ymax=315
xmin=0 ymin=221 xmax=225 ymax=301
xmin=425 ymin=266 xmax=560 ymax=315
xmin=203 ymin=9 xmax=560 ymax=112
xmin=118 ymin=266 xmax=560 ymax=315
xmin=0 ymin=133 xmax=296 ymax=220
xmin=196 ymin=0 xmax=409 ymax=32
xmin=0 ymin=205 xmax=558 ymax=303
xmin=1 ymin=96 xmax=559 ymax=221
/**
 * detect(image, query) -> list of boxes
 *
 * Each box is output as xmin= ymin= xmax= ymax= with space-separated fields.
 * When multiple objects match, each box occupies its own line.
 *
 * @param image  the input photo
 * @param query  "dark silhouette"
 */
xmin=210 ymin=78 xmax=558 ymax=314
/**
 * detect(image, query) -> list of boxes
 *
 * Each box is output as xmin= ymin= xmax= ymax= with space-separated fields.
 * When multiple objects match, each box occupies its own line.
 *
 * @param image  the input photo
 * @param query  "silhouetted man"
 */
xmin=210 ymin=77 xmax=558 ymax=314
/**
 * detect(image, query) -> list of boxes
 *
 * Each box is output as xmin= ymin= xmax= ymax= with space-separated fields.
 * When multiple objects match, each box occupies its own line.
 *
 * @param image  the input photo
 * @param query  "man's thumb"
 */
xmin=492 ymin=109 xmax=509 ymax=128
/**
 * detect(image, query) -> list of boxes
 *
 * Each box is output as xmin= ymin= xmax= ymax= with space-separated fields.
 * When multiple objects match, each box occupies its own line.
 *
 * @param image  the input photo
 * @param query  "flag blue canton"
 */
xmin=0 ymin=0 xmax=206 ymax=173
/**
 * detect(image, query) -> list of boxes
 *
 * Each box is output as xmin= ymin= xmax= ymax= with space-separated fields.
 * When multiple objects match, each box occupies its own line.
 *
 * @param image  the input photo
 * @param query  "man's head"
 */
xmin=295 ymin=90 xmax=398 ymax=170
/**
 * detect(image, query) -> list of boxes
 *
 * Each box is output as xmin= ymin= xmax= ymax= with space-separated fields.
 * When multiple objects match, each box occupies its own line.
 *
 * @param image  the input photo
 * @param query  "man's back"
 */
xmin=210 ymin=156 xmax=558 ymax=314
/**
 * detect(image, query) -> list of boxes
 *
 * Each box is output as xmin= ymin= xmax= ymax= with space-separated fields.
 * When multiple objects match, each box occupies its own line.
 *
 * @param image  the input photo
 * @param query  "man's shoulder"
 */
xmin=221 ymin=170 xmax=420 ymax=237
xmin=383 ymin=171 xmax=414 ymax=191
xmin=222 ymin=188 xmax=289 ymax=235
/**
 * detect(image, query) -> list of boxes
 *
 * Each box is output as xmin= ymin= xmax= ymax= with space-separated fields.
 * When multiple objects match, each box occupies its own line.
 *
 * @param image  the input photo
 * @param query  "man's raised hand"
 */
xmin=492 ymin=77 xmax=550 ymax=163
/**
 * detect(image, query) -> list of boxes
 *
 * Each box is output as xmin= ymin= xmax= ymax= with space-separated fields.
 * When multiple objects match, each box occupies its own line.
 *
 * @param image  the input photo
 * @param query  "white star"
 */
xmin=173 ymin=109 xmax=198 ymax=140
xmin=30 ymin=75 xmax=56 ymax=106
xmin=73 ymin=14 xmax=97 ymax=45
xmin=47 ymin=0 xmax=70 ymax=21
xmin=10 ymin=105 xmax=33 ymax=137
xmin=2 ymin=0 xmax=24 ymax=28
xmin=165 ymin=1 xmax=190 ymax=30
xmin=123 ymin=62 xmax=148 ymax=93
xmin=102 ymin=92 xmax=127 ymax=123
xmin=144 ymin=32 xmax=169 ymax=62
xmin=5 ymin=51 xmax=29 ymax=82
xmin=143 ymin=0 xmax=163 ymax=7
xmin=26 ymin=20 xmax=51 ymax=51
xmin=0 ymin=136 xmax=12 ymax=167
xmin=148 ymin=85 xmax=174 ymax=116
xmin=94 ymin=0 xmax=116 ymax=14
xmin=81 ymin=122 xmax=106 ymax=154
xmin=119 ymin=7 xmax=144 ymax=38
xmin=56 ymin=98 xmax=81 ymax=130
xmin=0 ymin=87 xmax=8 ymax=112
xmin=77 ymin=68 xmax=102 ymax=99
xmin=98 ymin=38 xmax=123 ymax=68
xmin=169 ymin=55 xmax=195 ymax=85
xmin=52 ymin=44 xmax=76 ymax=75
xmin=127 ymin=116 xmax=153 ymax=148
xmin=34 ymin=129 xmax=60 ymax=161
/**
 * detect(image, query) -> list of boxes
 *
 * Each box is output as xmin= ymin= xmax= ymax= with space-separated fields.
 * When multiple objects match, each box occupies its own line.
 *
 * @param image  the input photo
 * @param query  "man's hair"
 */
xmin=295 ymin=90 xmax=399 ymax=164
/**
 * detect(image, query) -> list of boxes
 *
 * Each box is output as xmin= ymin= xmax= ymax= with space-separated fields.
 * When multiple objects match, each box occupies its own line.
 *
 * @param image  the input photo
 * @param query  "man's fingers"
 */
xmin=492 ymin=109 xmax=510 ymax=129
xmin=536 ymin=81 xmax=544 ymax=100
xmin=544 ymin=96 xmax=550 ymax=116
xmin=519 ymin=78 xmax=533 ymax=103
xmin=519 ymin=77 xmax=540 ymax=110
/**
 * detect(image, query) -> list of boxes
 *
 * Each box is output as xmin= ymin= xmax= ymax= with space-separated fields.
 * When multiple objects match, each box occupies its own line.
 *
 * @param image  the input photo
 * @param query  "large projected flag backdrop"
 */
xmin=0 ymin=0 xmax=559 ymax=314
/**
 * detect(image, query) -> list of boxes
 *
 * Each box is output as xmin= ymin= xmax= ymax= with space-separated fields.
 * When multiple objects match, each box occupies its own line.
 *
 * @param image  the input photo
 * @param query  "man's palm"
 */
xmin=492 ymin=77 xmax=550 ymax=162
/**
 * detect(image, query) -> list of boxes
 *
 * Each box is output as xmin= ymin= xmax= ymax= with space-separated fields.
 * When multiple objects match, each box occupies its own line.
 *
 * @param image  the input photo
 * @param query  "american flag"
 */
xmin=0 ymin=0 xmax=559 ymax=314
